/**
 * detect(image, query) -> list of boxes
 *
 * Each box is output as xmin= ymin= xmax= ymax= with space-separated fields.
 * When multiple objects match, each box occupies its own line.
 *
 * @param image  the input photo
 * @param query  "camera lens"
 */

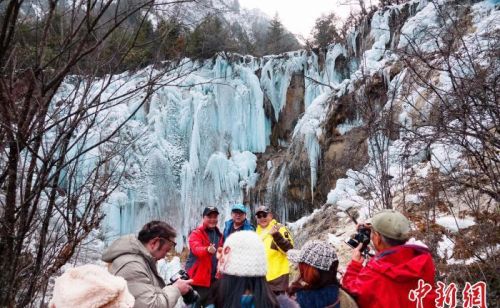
xmin=183 ymin=289 xmax=200 ymax=305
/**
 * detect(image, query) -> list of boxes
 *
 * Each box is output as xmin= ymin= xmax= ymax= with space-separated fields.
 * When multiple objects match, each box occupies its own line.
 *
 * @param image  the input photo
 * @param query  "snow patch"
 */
xmin=436 ymin=216 xmax=476 ymax=232
xmin=437 ymin=235 xmax=455 ymax=259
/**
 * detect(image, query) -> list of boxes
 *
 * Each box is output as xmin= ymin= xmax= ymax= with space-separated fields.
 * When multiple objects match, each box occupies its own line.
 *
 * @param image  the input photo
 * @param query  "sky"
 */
xmin=238 ymin=0 xmax=363 ymax=39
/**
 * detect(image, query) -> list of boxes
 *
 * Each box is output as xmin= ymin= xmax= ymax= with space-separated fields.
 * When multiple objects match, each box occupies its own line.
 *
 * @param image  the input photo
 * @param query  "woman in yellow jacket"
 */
xmin=255 ymin=205 xmax=294 ymax=294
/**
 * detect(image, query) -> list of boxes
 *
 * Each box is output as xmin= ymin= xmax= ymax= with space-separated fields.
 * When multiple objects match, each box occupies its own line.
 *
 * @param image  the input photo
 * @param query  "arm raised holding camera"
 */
xmin=270 ymin=223 xmax=294 ymax=252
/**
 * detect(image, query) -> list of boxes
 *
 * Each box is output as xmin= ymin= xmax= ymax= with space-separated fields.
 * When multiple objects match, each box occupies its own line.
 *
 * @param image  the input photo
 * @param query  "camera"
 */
xmin=169 ymin=269 xmax=200 ymax=305
xmin=346 ymin=225 xmax=371 ymax=255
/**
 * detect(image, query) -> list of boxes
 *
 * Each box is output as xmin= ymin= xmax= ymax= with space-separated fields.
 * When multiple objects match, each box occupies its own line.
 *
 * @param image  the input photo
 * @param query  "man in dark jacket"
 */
xmin=102 ymin=221 xmax=193 ymax=308
xmin=185 ymin=206 xmax=223 ymax=308
xmin=223 ymin=203 xmax=255 ymax=241
xmin=342 ymin=210 xmax=436 ymax=308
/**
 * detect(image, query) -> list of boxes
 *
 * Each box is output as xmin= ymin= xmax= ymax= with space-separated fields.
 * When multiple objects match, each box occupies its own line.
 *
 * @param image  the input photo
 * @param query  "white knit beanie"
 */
xmin=49 ymin=264 xmax=134 ymax=308
xmin=219 ymin=231 xmax=267 ymax=277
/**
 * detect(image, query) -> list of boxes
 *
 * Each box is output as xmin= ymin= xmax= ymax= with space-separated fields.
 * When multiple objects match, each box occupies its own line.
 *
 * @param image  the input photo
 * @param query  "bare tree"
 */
xmin=396 ymin=2 xmax=499 ymax=304
xmin=398 ymin=1 xmax=499 ymax=204
xmin=0 ymin=0 xmax=195 ymax=306
xmin=341 ymin=66 xmax=404 ymax=212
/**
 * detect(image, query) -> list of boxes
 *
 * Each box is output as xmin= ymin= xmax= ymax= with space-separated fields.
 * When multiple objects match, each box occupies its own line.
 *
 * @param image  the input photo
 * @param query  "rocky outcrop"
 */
xmin=248 ymin=79 xmax=374 ymax=221
xmin=270 ymin=72 xmax=305 ymax=147
xmin=248 ymin=72 xmax=312 ymax=220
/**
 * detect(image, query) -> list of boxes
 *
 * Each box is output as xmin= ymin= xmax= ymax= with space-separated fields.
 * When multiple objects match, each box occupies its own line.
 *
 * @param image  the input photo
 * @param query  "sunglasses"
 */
xmin=255 ymin=212 xmax=268 ymax=219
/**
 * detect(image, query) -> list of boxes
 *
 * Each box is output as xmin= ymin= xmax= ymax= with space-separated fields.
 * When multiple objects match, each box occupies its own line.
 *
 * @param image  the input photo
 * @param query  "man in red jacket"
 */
xmin=185 ymin=206 xmax=223 ymax=308
xmin=342 ymin=210 xmax=436 ymax=308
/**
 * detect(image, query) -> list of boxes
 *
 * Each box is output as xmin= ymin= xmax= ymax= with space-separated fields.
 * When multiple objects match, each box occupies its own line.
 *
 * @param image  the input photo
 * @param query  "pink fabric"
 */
xmin=49 ymin=264 xmax=134 ymax=308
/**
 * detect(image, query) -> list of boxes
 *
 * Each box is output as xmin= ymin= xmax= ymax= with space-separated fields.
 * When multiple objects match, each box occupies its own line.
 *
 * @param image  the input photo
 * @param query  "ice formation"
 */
xmin=56 ymin=0 xmax=497 ymax=250
xmin=83 ymin=44 xmax=354 ymax=246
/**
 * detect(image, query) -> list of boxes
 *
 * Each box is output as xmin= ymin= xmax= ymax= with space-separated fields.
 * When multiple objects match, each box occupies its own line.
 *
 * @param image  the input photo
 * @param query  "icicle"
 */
xmin=382 ymin=66 xmax=391 ymax=87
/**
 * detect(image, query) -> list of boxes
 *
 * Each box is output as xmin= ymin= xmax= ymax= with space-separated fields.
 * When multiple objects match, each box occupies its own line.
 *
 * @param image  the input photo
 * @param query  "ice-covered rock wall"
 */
xmin=97 ymin=51 xmax=334 ymax=246
xmin=93 ymin=36 xmax=361 ymax=244
xmin=91 ymin=0 xmax=498 ymax=249
xmin=96 ymin=0 xmax=372 ymax=243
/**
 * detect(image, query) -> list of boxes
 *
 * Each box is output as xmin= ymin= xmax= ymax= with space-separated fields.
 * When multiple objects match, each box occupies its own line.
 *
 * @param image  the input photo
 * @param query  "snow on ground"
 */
xmin=287 ymin=208 xmax=322 ymax=231
xmin=436 ymin=216 xmax=476 ymax=232
xmin=430 ymin=143 xmax=463 ymax=174
xmin=327 ymin=178 xmax=357 ymax=206
xmin=404 ymin=194 xmax=422 ymax=204
xmin=437 ymin=235 xmax=455 ymax=259
xmin=437 ymin=235 xmax=498 ymax=265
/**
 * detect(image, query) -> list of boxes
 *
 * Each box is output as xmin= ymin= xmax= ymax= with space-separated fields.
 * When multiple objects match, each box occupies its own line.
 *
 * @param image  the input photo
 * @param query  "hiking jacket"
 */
xmin=102 ymin=234 xmax=181 ymax=308
xmin=223 ymin=218 xmax=255 ymax=241
xmin=342 ymin=244 xmax=436 ymax=308
xmin=185 ymin=224 xmax=223 ymax=287
xmin=256 ymin=219 xmax=294 ymax=282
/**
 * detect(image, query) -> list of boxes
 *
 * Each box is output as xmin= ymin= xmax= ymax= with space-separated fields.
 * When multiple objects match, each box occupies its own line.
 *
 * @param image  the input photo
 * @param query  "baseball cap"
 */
xmin=287 ymin=240 xmax=338 ymax=271
xmin=370 ymin=209 xmax=410 ymax=240
xmin=231 ymin=203 xmax=247 ymax=213
xmin=203 ymin=206 xmax=219 ymax=216
xmin=255 ymin=205 xmax=270 ymax=214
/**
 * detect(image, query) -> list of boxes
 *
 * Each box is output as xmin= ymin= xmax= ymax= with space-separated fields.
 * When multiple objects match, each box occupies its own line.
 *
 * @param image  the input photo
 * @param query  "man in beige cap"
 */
xmin=342 ymin=210 xmax=436 ymax=308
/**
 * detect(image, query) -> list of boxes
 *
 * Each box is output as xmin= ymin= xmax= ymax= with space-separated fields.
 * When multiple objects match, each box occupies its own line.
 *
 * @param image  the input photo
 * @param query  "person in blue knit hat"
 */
xmin=222 ymin=203 xmax=255 ymax=242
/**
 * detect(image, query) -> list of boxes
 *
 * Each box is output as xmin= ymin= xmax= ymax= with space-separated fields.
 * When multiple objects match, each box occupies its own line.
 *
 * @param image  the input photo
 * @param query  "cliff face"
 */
xmin=249 ymin=83 xmax=372 ymax=221
xmin=251 ymin=1 xmax=499 ymax=304
xmin=246 ymin=1 xmax=417 ymax=221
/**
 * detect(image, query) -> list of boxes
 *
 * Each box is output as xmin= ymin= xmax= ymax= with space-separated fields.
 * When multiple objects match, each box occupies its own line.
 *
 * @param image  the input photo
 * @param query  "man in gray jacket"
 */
xmin=102 ymin=221 xmax=193 ymax=308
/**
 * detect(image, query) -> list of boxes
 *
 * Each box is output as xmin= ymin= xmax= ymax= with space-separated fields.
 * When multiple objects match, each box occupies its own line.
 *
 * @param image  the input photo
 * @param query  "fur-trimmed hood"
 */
xmin=49 ymin=264 xmax=134 ymax=308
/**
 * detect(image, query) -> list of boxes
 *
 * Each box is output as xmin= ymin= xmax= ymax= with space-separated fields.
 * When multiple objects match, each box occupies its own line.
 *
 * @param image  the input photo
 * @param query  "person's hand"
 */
xmin=207 ymin=244 xmax=216 ymax=254
xmin=173 ymin=278 xmax=193 ymax=295
xmin=352 ymin=243 xmax=364 ymax=263
xmin=269 ymin=224 xmax=280 ymax=235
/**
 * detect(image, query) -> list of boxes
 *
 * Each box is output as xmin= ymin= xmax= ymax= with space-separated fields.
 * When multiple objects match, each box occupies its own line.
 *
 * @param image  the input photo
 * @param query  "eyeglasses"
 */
xmin=255 ymin=212 xmax=268 ymax=219
xmin=159 ymin=237 xmax=176 ymax=247
xmin=166 ymin=238 xmax=176 ymax=247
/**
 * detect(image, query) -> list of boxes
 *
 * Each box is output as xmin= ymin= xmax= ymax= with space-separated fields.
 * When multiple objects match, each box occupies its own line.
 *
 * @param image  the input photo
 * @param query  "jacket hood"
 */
xmin=102 ymin=234 xmax=154 ymax=264
xmin=368 ymin=244 xmax=434 ymax=283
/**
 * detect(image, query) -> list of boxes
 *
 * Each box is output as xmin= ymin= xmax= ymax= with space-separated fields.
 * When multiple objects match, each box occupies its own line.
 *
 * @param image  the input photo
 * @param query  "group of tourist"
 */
xmin=185 ymin=204 xmax=294 ymax=307
xmin=49 ymin=206 xmax=436 ymax=308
